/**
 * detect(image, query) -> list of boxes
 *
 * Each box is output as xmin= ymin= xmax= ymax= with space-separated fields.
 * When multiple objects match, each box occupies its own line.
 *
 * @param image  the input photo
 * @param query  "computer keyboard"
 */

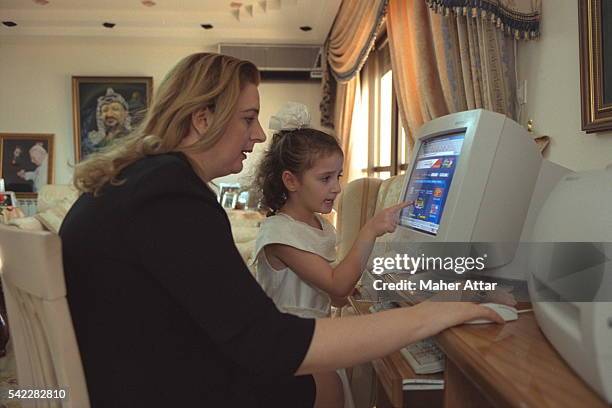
xmin=368 ymin=300 xmax=401 ymax=313
xmin=400 ymin=338 xmax=445 ymax=374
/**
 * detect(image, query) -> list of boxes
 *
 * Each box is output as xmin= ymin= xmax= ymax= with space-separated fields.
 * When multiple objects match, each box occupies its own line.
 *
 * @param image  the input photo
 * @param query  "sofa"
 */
xmin=8 ymin=173 xmax=403 ymax=262
xmin=8 ymin=184 xmax=80 ymax=232
xmin=8 ymin=184 xmax=264 ymax=267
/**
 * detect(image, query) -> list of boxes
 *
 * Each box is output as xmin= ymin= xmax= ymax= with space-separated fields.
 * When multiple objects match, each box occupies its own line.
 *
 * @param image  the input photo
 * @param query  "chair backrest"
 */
xmin=336 ymin=177 xmax=383 ymax=261
xmin=373 ymin=174 xmax=406 ymax=216
xmin=336 ymin=175 xmax=408 ymax=261
xmin=0 ymin=225 xmax=90 ymax=408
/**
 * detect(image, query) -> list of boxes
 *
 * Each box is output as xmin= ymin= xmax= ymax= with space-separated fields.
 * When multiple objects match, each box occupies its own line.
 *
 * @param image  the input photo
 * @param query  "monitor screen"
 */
xmin=400 ymin=132 xmax=465 ymax=235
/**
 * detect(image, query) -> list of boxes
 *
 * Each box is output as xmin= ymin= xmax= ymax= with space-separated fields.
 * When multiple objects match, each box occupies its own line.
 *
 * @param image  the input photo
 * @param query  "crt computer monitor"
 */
xmin=390 ymin=109 xmax=542 ymax=271
xmin=400 ymin=132 xmax=464 ymax=236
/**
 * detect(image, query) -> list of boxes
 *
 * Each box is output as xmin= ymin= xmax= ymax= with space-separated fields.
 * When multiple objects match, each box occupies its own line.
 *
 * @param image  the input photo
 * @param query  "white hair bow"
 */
xmin=269 ymin=102 xmax=311 ymax=131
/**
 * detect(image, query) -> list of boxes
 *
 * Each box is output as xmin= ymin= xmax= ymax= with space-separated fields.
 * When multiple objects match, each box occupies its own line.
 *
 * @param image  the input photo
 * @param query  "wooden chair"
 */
xmin=0 ymin=225 xmax=90 ymax=407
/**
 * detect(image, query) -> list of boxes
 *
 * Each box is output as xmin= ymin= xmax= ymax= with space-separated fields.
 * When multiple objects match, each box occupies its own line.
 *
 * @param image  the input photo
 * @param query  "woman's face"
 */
xmin=190 ymin=83 xmax=266 ymax=180
xmin=216 ymin=83 xmax=266 ymax=175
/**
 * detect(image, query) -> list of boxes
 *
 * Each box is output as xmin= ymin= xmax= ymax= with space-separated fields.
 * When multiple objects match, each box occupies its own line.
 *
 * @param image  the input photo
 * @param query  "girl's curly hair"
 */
xmin=254 ymin=128 xmax=342 ymax=215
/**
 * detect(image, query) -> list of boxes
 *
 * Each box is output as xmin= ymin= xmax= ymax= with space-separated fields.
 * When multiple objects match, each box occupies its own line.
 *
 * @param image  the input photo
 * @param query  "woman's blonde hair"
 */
xmin=74 ymin=52 xmax=260 ymax=195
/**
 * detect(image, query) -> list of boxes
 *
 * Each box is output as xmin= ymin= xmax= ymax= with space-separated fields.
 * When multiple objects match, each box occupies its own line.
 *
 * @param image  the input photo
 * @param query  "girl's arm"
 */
xmin=267 ymin=201 xmax=411 ymax=298
xmin=296 ymin=301 xmax=505 ymax=374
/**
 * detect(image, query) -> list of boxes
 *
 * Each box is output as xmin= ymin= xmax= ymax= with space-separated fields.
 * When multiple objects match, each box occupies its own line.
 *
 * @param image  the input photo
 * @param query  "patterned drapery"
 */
xmin=426 ymin=0 xmax=541 ymax=40
xmin=388 ymin=0 xmax=518 ymax=148
xmin=320 ymin=0 xmax=388 ymax=128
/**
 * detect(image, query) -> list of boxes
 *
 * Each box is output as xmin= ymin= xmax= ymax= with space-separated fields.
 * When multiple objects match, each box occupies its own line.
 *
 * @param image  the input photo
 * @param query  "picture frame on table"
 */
xmin=0 ymin=133 xmax=54 ymax=199
xmin=0 ymin=192 xmax=17 ymax=208
xmin=72 ymin=76 xmax=153 ymax=162
xmin=218 ymin=182 xmax=241 ymax=209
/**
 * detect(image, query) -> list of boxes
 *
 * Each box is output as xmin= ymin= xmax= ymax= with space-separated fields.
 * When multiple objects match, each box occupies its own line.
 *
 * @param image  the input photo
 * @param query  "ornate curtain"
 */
xmin=387 ymin=0 xmax=538 ymax=148
xmin=426 ymin=0 xmax=541 ymax=40
xmin=334 ymin=77 xmax=360 ymax=183
xmin=319 ymin=0 xmax=388 ymax=185
xmin=320 ymin=0 xmax=388 ymax=128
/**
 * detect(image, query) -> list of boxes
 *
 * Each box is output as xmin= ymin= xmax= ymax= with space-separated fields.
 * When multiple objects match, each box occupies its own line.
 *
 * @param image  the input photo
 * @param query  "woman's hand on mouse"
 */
xmin=414 ymin=301 xmax=505 ymax=335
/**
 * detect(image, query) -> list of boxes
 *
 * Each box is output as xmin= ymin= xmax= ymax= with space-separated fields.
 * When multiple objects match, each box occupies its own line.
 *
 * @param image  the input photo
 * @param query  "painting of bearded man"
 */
xmin=72 ymin=77 xmax=152 ymax=161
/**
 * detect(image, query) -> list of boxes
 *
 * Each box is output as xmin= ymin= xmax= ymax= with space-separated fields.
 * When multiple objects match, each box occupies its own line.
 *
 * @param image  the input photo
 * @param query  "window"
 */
xmin=352 ymin=33 xmax=410 ymax=181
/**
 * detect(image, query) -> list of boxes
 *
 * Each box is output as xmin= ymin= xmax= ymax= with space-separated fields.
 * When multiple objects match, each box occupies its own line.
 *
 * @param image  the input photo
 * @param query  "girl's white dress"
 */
xmin=254 ymin=212 xmax=355 ymax=408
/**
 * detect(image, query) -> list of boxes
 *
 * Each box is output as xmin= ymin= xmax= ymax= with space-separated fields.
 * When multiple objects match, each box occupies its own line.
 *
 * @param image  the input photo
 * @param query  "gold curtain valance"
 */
xmin=426 ymin=0 xmax=541 ymax=40
xmin=320 ymin=0 xmax=388 ymax=127
xmin=326 ymin=0 xmax=388 ymax=81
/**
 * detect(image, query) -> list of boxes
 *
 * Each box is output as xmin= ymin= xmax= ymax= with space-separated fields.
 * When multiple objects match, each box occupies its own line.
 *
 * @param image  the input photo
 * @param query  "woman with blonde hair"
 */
xmin=60 ymin=52 xmax=504 ymax=408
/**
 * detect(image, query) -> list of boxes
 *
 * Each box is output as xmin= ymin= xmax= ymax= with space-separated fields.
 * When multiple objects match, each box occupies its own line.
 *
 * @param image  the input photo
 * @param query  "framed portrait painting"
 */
xmin=579 ymin=0 xmax=612 ymax=132
xmin=0 ymin=133 xmax=54 ymax=198
xmin=72 ymin=76 xmax=153 ymax=162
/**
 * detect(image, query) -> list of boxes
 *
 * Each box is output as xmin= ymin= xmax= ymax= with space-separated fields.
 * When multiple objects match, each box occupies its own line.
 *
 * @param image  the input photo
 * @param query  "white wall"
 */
xmin=215 ymin=80 xmax=322 ymax=186
xmin=518 ymin=1 xmax=612 ymax=171
xmin=0 ymin=37 xmax=322 ymax=186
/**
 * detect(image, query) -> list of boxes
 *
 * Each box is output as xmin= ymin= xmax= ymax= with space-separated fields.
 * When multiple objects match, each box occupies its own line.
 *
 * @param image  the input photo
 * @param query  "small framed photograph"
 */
xmin=72 ymin=76 xmax=153 ymax=162
xmin=0 ymin=133 xmax=54 ymax=198
xmin=0 ymin=192 xmax=17 ymax=207
xmin=218 ymin=182 xmax=241 ymax=209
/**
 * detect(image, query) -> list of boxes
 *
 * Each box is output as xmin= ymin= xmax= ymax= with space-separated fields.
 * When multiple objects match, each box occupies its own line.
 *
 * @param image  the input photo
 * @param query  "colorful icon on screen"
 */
xmin=433 ymin=188 xmax=444 ymax=198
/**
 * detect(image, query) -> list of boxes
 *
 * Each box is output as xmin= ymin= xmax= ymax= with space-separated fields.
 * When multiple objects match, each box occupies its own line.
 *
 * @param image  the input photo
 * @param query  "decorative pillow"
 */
xmin=226 ymin=210 xmax=264 ymax=228
xmin=8 ymin=216 xmax=45 ymax=231
xmin=37 ymin=184 xmax=79 ymax=212
xmin=0 ymin=207 xmax=25 ymax=224
xmin=232 ymin=226 xmax=259 ymax=244
xmin=34 ymin=197 xmax=76 ymax=234
xmin=235 ymin=240 xmax=256 ymax=269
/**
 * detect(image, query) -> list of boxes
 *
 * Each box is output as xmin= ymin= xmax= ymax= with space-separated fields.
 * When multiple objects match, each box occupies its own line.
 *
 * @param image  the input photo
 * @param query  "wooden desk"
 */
xmin=349 ymin=298 xmax=609 ymax=408
xmin=436 ymin=311 xmax=608 ymax=408
xmin=349 ymin=298 xmax=444 ymax=408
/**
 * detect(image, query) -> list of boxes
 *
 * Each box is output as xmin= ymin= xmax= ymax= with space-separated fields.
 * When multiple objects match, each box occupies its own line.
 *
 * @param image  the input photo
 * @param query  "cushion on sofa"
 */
xmin=232 ymin=226 xmax=259 ymax=244
xmin=34 ymin=196 xmax=77 ymax=234
xmin=37 ymin=184 xmax=79 ymax=212
xmin=8 ymin=216 xmax=45 ymax=231
xmin=7 ymin=184 xmax=79 ymax=233
xmin=225 ymin=210 xmax=265 ymax=267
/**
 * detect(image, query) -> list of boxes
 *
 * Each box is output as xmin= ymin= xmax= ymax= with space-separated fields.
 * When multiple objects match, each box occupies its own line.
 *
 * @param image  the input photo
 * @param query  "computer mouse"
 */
xmin=465 ymin=303 xmax=518 ymax=324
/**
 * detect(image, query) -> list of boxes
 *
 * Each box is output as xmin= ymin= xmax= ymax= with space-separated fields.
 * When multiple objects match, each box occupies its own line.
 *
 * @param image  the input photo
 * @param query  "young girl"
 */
xmin=253 ymin=103 xmax=410 ymax=408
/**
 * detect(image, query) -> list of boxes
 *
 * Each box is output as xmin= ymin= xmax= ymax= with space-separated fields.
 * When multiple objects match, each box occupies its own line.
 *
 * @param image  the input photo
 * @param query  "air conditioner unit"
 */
xmin=218 ymin=43 xmax=323 ymax=81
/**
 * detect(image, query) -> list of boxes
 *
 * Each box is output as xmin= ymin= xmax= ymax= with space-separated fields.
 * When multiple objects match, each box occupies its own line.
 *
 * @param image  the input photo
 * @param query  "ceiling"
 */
xmin=0 ymin=0 xmax=341 ymax=45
